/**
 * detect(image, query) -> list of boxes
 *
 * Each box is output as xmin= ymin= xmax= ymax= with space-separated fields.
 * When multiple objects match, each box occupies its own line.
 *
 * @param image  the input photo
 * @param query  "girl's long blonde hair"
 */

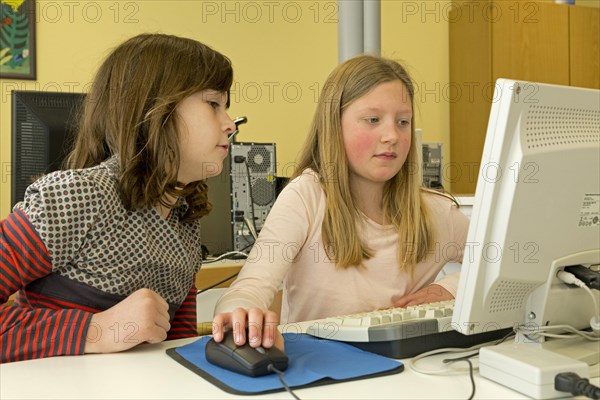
xmin=294 ymin=55 xmax=441 ymax=271
xmin=65 ymin=33 xmax=233 ymax=222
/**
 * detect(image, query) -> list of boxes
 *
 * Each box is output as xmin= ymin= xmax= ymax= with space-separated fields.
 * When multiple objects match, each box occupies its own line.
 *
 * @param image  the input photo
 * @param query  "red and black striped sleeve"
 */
xmin=0 ymin=209 xmax=93 ymax=363
xmin=167 ymin=285 xmax=198 ymax=339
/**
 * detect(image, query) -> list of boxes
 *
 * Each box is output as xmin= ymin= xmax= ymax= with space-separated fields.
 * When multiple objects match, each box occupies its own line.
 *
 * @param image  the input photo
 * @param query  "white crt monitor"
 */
xmin=452 ymin=79 xmax=600 ymax=336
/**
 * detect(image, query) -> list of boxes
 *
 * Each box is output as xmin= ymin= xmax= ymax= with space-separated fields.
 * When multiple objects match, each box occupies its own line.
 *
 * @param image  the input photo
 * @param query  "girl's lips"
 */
xmin=375 ymin=152 xmax=397 ymax=159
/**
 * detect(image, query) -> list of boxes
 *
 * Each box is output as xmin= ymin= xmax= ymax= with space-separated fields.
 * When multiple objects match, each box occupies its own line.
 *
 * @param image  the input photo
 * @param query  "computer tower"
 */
xmin=422 ymin=143 xmax=443 ymax=189
xmin=414 ymin=129 xmax=444 ymax=190
xmin=201 ymin=142 xmax=277 ymax=256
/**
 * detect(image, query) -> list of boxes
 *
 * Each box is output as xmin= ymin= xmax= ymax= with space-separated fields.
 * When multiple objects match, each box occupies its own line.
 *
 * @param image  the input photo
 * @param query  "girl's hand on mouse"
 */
xmin=391 ymin=284 xmax=454 ymax=308
xmin=212 ymin=307 xmax=284 ymax=351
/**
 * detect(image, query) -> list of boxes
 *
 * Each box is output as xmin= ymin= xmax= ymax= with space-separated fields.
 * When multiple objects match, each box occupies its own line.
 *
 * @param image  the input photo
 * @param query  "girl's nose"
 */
xmin=228 ymin=116 xmax=248 ymax=142
xmin=224 ymin=115 xmax=236 ymax=136
xmin=381 ymin=124 xmax=399 ymax=144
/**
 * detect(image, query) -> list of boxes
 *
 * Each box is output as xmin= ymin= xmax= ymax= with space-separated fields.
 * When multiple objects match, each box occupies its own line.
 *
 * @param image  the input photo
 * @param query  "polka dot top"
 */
xmin=14 ymin=156 xmax=203 ymax=305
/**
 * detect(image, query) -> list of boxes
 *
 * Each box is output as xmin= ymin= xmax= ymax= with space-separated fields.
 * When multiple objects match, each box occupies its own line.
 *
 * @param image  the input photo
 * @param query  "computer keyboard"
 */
xmin=305 ymin=300 xmax=512 ymax=359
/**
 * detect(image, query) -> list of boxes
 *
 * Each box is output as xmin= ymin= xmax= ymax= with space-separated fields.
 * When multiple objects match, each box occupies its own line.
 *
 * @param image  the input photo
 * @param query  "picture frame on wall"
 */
xmin=0 ymin=0 xmax=36 ymax=80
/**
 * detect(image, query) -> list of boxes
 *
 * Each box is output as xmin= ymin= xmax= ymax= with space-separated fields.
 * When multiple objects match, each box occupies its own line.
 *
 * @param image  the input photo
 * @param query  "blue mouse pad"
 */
xmin=166 ymin=333 xmax=403 ymax=395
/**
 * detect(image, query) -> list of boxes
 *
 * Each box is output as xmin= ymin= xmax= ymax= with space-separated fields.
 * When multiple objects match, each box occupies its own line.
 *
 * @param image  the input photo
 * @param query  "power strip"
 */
xmin=480 ymin=342 xmax=590 ymax=399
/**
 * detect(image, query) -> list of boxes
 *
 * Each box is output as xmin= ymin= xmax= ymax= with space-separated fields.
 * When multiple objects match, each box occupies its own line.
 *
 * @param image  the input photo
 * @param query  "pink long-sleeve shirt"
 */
xmin=215 ymin=169 xmax=469 ymax=323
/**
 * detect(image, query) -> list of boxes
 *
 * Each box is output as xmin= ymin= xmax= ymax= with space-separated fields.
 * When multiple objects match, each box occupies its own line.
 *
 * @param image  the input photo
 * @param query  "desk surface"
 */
xmin=1 ymin=255 xmax=593 ymax=400
xmin=2 ymin=337 xmax=538 ymax=400
xmin=2 ymin=255 xmax=595 ymax=399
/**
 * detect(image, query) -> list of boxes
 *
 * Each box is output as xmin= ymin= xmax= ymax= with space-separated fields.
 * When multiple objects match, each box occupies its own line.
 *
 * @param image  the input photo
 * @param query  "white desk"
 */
xmin=1 ymin=336 xmax=536 ymax=400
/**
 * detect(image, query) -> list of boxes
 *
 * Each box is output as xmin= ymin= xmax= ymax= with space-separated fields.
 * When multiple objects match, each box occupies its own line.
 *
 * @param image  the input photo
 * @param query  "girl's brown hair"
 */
xmin=65 ymin=33 xmax=233 ymax=222
xmin=294 ymin=55 xmax=446 ymax=271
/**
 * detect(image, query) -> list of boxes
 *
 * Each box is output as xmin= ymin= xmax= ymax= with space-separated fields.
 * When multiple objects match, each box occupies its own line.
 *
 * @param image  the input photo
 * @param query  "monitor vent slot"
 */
xmin=524 ymin=105 xmax=600 ymax=150
xmin=489 ymin=280 xmax=537 ymax=313
xmin=14 ymin=99 xmax=47 ymax=203
xmin=32 ymin=94 xmax=74 ymax=108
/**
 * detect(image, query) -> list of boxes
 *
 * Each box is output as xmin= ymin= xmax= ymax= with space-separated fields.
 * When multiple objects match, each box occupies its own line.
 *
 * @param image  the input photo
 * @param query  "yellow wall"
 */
xmin=382 ymin=0 xmax=451 ymax=172
xmin=1 ymin=0 xmax=453 ymax=218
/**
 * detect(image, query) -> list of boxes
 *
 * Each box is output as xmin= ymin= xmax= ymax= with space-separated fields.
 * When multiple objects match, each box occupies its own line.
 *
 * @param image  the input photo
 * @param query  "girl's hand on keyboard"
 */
xmin=391 ymin=284 xmax=453 ymax=308
xmin=212 ymin=308 xmax=285 ymax=351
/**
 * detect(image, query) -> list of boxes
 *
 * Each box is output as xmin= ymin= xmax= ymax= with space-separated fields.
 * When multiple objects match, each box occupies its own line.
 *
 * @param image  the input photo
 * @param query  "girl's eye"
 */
xmin=398 ymin=119 xmax=410 ymax=127
xmin=208 ymin=101 xmax=220 ymax=109
xmin=366 ymin=117 xmax=379 ymax=124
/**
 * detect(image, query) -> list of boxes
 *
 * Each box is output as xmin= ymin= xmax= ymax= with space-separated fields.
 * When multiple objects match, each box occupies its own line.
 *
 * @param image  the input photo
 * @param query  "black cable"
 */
xmin=442 ymin=357 xmax=475 ymax=400
xmin=555 ymin=372 xmax=600 ymax=399
xmin=243 ymin=160 xmax=259 ymax=235
xmin=443 ymin=351 xmax=480 ymax=362
xmin=437 ymin=330 xmax=514 ymax=400
xmin=243 ymin=218 xmax=258 ymax=242
xmin=565 ymin=265 xmax=600 ymax=290
xmin=495 ymin=329 xmax=516 ymax=345
xmin=239 ymin=242 xmax=254 ymax=253
xmin=196 ymin=272 xmax=239 ymax=295
xmin=268 ymin=365 xmax=301 ymax=400
xmin=230 ymin=220 xmax=254 ymax=250
xmin=239 ymin=231 xmax=255 ymax=249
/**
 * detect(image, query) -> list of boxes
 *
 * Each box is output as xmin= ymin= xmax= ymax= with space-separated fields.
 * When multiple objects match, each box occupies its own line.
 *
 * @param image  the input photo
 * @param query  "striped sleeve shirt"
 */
xmin=1 ymin=157 xmax=203 ymax=363
xmin=1 ymin=209 xmax=92 ymax=362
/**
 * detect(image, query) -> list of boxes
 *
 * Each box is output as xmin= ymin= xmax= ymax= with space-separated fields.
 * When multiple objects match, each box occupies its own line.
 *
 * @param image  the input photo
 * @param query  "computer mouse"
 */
xmin=205 ymin=331 xmax=288 ymax=377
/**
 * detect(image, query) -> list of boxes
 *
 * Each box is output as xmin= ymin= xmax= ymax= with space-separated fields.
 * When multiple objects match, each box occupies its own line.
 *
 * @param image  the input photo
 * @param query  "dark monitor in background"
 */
xmin=11 ymin=90 xmax=85 ymax=207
